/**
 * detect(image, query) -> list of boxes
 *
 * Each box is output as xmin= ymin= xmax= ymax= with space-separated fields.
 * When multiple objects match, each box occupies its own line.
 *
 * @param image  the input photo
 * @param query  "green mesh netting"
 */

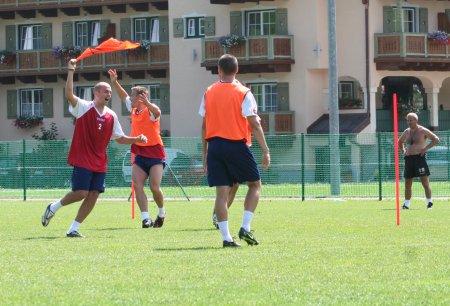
xmin=0 ymin=132 xmax=449 ymax=200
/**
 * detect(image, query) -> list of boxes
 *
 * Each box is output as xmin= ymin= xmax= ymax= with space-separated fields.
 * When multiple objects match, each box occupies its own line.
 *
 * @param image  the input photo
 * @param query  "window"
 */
xmin=185 ymin=17 xmax=205 ymax=38
xmin=393 ymin=7 xmax=416 ymax=32
xmin=19 ymin=25 xmax=42 ymax=50
xmin=135 ymin=84 xmax=161 ymax=107
xmin=249 ymin=83 xmax=277 ymax=112
xmin=76 ymin=86 xmax=94 ymax=101
xmin=339 ymin=82 xmax=354 ymax=99
xmin=20 ymin=89 xmax=43 ymax=117
xmin=246 ymin=10 xmax=276 ymax=36
xmin=76 ymin=21 xmax=100 ymax=47
xmin=133 ymin=17 xmax=160 ymax=42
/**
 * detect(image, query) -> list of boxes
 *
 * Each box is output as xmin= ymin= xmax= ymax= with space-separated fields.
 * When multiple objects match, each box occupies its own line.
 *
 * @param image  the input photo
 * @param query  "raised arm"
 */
xmin=65 ymin=59 xmax=79 ymax=107
xmin=108 ymin=69 xmax=129 ymax=102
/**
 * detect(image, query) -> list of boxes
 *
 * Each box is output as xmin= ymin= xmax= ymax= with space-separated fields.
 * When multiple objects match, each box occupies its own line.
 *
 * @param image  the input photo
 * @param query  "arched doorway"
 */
xmin=377 ymin=77 xmax=428 ymax=132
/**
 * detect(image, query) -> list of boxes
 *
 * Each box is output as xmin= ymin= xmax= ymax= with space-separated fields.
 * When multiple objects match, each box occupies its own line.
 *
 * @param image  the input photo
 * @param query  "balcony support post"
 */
xmin=425 ymin=87 xmax=440 ymax=130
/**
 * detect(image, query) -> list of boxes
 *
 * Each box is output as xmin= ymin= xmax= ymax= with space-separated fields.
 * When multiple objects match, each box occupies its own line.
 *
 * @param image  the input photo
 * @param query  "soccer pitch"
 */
xmin=0 ymin=199 xmax=449 ymax=305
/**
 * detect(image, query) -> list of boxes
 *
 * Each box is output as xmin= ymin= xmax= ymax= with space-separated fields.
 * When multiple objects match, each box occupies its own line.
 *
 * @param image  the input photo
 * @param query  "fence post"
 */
xmin=22 ymin=139 xmax=26 ymax=201
xmin=377 ymin=132 xmax=382 ymax=200
xmin=301 ymin=133 xmax=305 ymax=201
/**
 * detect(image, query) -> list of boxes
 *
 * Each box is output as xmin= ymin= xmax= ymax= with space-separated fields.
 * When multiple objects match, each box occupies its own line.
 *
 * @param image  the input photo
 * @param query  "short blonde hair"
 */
xmin=131 ymin=86 xmax=148 ymax=96
xmin=406 ymin=112 xmax=418 ymax=121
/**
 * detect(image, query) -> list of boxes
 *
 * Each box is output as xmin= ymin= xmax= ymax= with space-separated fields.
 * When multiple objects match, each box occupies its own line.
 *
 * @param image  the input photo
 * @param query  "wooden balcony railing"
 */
xmin=0 ymin=0 xmax=163 ymax=9
xmin=0 ymin=44 xmax=169 ymax=76
xmin=259 ymin=111 xmax=295 ymax=135
xmin=374 ymin=33 xmax=450 ymax=70
xmin=201 ymin=35 xmax=295 ymax=73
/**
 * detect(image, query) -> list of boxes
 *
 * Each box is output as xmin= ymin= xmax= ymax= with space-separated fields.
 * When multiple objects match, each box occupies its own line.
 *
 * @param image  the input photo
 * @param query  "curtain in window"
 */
xmin=91 ymin=22 xmax=100 ymax=46
xmin=150 ymin=19 xmax=159 ymax=42
xmin=23 ymin=26 xmax=33 ymax=50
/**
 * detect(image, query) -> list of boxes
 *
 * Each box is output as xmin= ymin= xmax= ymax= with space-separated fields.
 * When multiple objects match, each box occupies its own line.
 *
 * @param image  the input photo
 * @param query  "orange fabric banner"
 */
xmin=76 ymin=38 xmax=141 ymax=61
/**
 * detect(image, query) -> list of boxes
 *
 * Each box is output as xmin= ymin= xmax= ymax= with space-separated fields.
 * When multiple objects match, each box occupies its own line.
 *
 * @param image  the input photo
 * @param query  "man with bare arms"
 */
xmin=398 ymin=112 xmax=439 ymax=210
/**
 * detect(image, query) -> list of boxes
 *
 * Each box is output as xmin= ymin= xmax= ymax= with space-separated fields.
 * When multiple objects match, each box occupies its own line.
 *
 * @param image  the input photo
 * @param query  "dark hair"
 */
xmin=218 ymin=54 xmax=238 ymax=75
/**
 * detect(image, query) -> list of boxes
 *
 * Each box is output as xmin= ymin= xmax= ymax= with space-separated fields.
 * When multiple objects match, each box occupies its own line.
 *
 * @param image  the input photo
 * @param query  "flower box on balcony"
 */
xmin=13 ymin=116 xmax=43 ymax=129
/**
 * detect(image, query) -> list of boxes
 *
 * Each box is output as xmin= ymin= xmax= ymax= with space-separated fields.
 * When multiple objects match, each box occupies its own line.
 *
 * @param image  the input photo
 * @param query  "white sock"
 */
xmin=50 ymin=201 xmax=62 ymax=213
xmin=67 ymin=221 xmax=80 ymax=234
xmin=142 ymin=211 xmax=149 ymax=221
xmin=426 ymin=198 xmax=432 ymax=204
xmin=404 ymin=200 xmax=410 ymax=207
xmin=241 ymin=210 xmax=254 ymax=232
xmin=217 ymin=221 xmax=233 ymax=242
xmin=158 ymin=207 xmax=166 ymax=218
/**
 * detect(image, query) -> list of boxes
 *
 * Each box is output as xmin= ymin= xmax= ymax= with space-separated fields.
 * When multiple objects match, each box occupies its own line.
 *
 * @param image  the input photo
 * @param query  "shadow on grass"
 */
xmin=24 ymin=236 xmax=62 ymax=240
xmin=174 ymin=228 xmax=217 ymax=232
xmin=91 ymin=227 xmax=133 ymax=231
xmin=154 ymin=246 xmax=220 ymax=251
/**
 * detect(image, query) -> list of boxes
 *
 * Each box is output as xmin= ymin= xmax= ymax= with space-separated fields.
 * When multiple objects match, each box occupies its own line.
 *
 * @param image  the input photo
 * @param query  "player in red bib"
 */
xmin=41 ymin=59 xmax=147 ymax=238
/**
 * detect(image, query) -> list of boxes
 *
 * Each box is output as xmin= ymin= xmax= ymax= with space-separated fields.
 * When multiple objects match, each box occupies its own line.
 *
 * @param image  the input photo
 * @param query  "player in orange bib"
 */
xmin=109 ymin=69 xmax=167 ymax=228
xmin=199 ymin=54 xmax=270 ymax=247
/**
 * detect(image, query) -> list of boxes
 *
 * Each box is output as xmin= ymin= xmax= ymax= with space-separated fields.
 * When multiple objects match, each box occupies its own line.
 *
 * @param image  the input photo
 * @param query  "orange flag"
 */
xmin=76 ymin=37 xmax=141 ymax=61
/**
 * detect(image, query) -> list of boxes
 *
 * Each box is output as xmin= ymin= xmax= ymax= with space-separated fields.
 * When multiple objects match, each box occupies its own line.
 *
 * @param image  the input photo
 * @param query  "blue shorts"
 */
xmin=72 ymin=167 xmax=106 ymax=193
xmin=134 ymin=155 xmax=166 ymax=175
xmin=207 ymin=137 xmax=260 ymax=187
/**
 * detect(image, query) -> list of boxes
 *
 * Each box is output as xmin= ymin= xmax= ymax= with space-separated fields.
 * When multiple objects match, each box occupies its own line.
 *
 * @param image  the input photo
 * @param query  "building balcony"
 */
xmin=0 ymin=44 xmax=169 ymax=84
xmin=201 ymin=35 xmax=295 ymax=74
xmin=259 ymin=111 xmax=295 ymax=135
xmin=0 ymin=0 xmax=167 ymax=18
xmin=210 ymin=0 xmax=274 ymax=4
xmin=374 ymin=33 xmax=450 ymax=71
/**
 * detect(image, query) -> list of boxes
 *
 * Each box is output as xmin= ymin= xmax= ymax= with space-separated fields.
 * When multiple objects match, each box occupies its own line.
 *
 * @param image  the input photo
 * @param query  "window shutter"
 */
xmin=276 ymin=83 xmax=289 ymax=111
xmin=41 ymin=23 xmax=52 ymax=49
xmin=204 ymin=16 xmax=216 ymax=37
xmin=6 ymin=25 xmax=16 ymax=51
xmin=447 ymin=9 xmax=450 ymax=21
xmin=120 ymin=18 xmax=131 ymax=40
xmin=42 ymin=88 xmax=53 ymax=118
xmin=275 ymin=8 xmax=288 ymax=35
xmin=159 ymin=84 xmax=170 ymax=114
xmin=383 ymin=6 xmax=394 ymax=33
xmin=100 ymin=20 xmax=111 ymax=38
xmin=230 ymin=11 xmax=242 ymax=36
xmin=173 ymin=18 xmax=184 ymax=38
xmin=159 ymin=16 xmax=169 ymax=42
xmin=7 ymin=90 xmax=18 ymax=119
xmin=62 ymin=22 xmax=73 ymax=46
xmin=419 ymin=8 xmax=428 ymax=33
xmin=63 ymin=88 xmax=72 ymax=117
xmin=121 ymin=85 xmax=132 ymax=116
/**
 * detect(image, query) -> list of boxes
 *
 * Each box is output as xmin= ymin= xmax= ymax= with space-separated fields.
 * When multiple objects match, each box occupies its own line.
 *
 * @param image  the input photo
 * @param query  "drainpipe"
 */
xmin=362 ymin=0 xmax=370 ymax=117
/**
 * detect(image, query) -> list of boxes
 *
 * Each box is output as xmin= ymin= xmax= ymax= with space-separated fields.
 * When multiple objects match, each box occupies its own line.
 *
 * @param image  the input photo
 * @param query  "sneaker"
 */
xmin=142 ymin=218 xmax=153 ymax=228
xmin=402 ymin=204 xmax=410 ymax=210
xmin=212 ymin=211 xmax=219 ymax=230
xmin=41 ymin=203 xmax=55 ymax=227
xmin=427 ymin=202 xmax=433 ymax=209
xmin=153 ymin=215 xmax=165 ymax=228
xmin=66 ymin=231 xmax=85 ymax=238
xmin=223 ymin=239 xmax=241 ymax=248
xmin=238 ymin=227 xmax=259 ymax=246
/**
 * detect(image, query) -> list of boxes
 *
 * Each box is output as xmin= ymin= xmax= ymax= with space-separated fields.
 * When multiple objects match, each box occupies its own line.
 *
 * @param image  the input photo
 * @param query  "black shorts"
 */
xmin=404 ymin=154 xmax=430 ymax=178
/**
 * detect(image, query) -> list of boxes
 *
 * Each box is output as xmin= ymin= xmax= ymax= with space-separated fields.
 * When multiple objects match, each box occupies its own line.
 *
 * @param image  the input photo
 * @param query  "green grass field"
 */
xmin=0 ymin=199 xmax=449 ymax=305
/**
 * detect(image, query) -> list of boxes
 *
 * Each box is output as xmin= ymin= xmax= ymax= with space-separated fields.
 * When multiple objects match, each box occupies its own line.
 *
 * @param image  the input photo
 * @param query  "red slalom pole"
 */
xmin=393 ymin=94 xmax=400 ymax=225
xmin=131 ymin=152 xmax=135 ymax=219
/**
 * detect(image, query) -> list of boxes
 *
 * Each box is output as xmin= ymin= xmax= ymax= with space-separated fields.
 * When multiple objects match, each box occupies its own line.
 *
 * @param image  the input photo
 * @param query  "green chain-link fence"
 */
xmin=0 ymin=132 xmax=449 ymax=200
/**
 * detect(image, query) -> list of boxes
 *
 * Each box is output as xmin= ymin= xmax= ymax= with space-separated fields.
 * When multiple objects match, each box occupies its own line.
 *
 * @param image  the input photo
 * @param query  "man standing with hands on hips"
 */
xmin=199 ymin=54 xmax=270 ymax=248
xmin=41 ymin=59 xmax=147 ymax=238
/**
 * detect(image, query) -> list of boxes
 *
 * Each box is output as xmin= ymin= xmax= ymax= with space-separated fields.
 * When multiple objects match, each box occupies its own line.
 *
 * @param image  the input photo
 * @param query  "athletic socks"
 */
xmin=50 ymin=201 xmax=62 ymax=213
xmin=403 ymin=200 xmax=410 ymax=208
xmin=158 ymin=207 xmax=166 ymax=218
xmin=217 ymin=221 xmax=233 ymax=242
xmin=241 ymin=210 xmax=254 ymax=232
xmin=141 ymin=211 xmax=149 ymax=221
xmin=67 ymin=220 xmax=80 ymax=234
